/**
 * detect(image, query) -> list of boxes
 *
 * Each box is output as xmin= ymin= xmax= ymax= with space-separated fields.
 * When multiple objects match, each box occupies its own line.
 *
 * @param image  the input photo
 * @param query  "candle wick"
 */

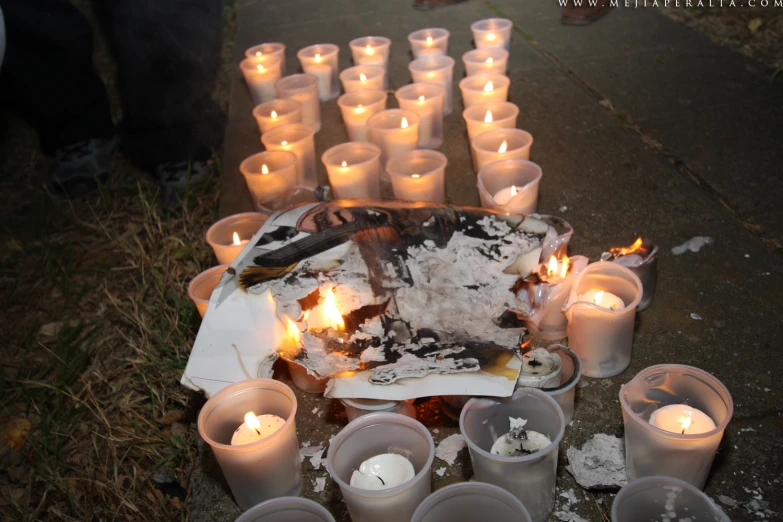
xmin=528 ymin=359 xmax=542 ymax=367
xmin=377 ymin=476 xmax=385 ymax=486
xmin=254 ymin=427 xmax=262 ymax=436
xmin=681 ymin=428 xmax=686 ymax=434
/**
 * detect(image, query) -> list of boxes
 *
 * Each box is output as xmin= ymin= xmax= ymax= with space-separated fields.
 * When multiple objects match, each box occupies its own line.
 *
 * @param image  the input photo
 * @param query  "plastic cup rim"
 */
xmin=463 ymin=48 xmax=510 ymax=63
xmin=459 ymin=74 xmax=511 ymax=91
xmin=463 ymin=101 xmax=519 ymax=122
xmin=261 ymin=123 xmax=315 ymax=147
xmin=339 ymin=64 xmax=386 ymax=81
xmin=240 ymin=150 xmax=298 ymax=176
xmin=612 ymin=475 xmax=729 ymax=522
xmin=411 ymin=481 xmax=531 ymax=522
xmin=471 ymin=129 xmax=534 ymax=153
xmin=387 ymin=150 xmax=448 ymax=179
xmin=408 ymin=54 xmax=456 ymax=73
xmin=296 ymin=43 xmax=340 ymax=60
xmin=235 ymin=497 xmax=335 ymax=522
xmin=349 ymin=36 xmax=392 ymax=48
xmin=206 ymin=212 xmax=267 ymax=248
xmin=322 ymin=142 xmax=382 ymax=169
xmin=338 ymin=89 xmax=388 ymax=109
xmin=188 ymin=264 xmax=229 ymax=304
xmin=395 ymin=82 xmax=447 ymax=101
xmin=470 ymin=18 xmax=513 ymax=32
xmin=246 ymin=42 xmax=285 ymax=56
xmin=367 ymin=109 xmax=421 ymax=130
xmin=408 ymin=28 xmax=450 ymax=43
xmin=252 ymin=99 xmax=302 ymax=119
xmin=275 ymin=73 xmax=319 ymax=92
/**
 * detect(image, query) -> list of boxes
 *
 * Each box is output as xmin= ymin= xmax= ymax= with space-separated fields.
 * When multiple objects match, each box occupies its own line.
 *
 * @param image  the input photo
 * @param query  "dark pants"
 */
xmin=0 ymin=0 xmax=225 ymax=169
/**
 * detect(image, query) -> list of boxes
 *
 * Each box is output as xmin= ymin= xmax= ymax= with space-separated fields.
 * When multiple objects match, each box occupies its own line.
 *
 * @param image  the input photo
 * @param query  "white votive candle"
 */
xmin=470 ymin=128 xmax=533 ymax=172
xmin=459 ymin=74 xmax=510 ymax=108
xmin=578 ymin=289 xmax=625 ymax=311
xmin=367 ymin=109 xmax=420 ymax=165
xmin=387 ymin=150 xmax=447 ymax=203
xmin=245 ymin=42 xmax=286 ymax=74
xmin=462 ymin=48 xmax=509 ymax=76
xmin=337 ymin=89 xmax=388 ymax=142
xmin=297 ymin=44 xmax=340 ymax=101
xmin=471 ymin=18 xmax=513 ymax=50
xmin=239 ymin=150 xmax=299 ymax=211
xmin=463 ymin=101 xmax=519 ymax=140
xmin=477 ymin=159 xmax=542 ymax=215
xmin=231 ymin=412 xmax=286 ymax=445
xmin=350 ymin=453 xmax=416 ymax=491
xmin=408 ymin=28 xmax=450 ymax=58
xmin=240 ymin=57 xmax=283 ymax=106
xmin=252 ymin=99 xmax=302 ymax=135
xmin=649 ymin=404 xmax=717 ymax=435
xmin=349 ymin=36 xmax=392 ymax=88
xmin=322 ymin=142 xmax=382 ymax=199
xmin=261 ymin=123 xmax=318 ymax=188
xmin=339 ymin=64 xmax=386 ymax=93
xmin=275 ymin=74 xmax=321 ymax=132
xmin=517 ymin=348 xmax=562 ymax=389
xmin=408 ymin=55 xmax=456 ymax=115
xmin=395 ymin=83 xmax=446 ymax=149
xmin=206 ymin=212 xmax=268 ymax=265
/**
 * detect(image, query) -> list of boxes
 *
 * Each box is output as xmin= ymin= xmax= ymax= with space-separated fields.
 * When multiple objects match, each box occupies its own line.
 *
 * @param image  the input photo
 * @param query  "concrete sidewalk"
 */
xmin=195 ymin=1 xmax=783 ymax=520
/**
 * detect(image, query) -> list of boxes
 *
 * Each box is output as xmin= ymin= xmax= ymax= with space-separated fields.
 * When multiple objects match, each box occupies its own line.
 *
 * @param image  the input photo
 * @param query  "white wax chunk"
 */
xmin=493 ymin=185 xmax=518 ymax=205
xmin=649 ymin=404 xmax=717 ymax=435
xmin=578 ymin=289 xmax=625 ymax=310
xmin=517 ymin=347 xmax=562 ymax=389
xmin=230 ymin=414 xmax=285 ymax=445
xmin=491 ymin=417 xmax=552 ymax=456
xmin=350 ymin=453 xmax=415 ymax=490
xmin=612 ymin=253 xmax=644 ymax=267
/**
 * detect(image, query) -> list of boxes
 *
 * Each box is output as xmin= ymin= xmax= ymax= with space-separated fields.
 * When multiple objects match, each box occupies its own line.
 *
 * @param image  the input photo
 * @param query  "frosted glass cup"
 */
xmin=463 ymin=101 xmax=519 ymax=140
xmin=395 ymin=83 xmax=446 ymax=149
xmin=620 ymin=365 xmax=733 ymax=489
xmin=611 ymin=476 xmax=730 ymax=522
xmin=240 ymin=150 xmax=299 ymax=212
xmin=322 ymin=142 xmax=382 ymax=199
xmin=339 ymin=65 xmax=386 ymax=93
xmin=477 ymin=159 xmax=541 ymax=215
xmin=326 ymin=413 xmax=435 ymax=522
xmin=408 ymin=55 xmax=456 ymax=115
xmin=261 ymin=123 xmax=317 ymax=188
xmin=252 ymin=99 xmax=302 ymax=135
xmin=206 ymin=212 xmax=268 ymax=265
xmin=459 ymin=74 xmax=510 ymax=108
xmin=275 ymin=74 xmax=321 ymax=132
xmin=188 ymin=265 xmax=229 ymax=318
xmin=408 ymin=28 xmax=450 ymax=59
xmin=198 ymin=379 xmax=302 ymax=511
xmin=337 ymin=90 xmax=388 ymax=143
xmin=411 ymin=482 xmax=532 ymax=522
xmin=471 ymin=18 xmax=513 ymax=50
xmin=349 ymin=36 xmax=391 ymax=88
xmin=367 ymin=109 xmax=420 ymax=165
xmin=387 ymin=150 xmax=447 ymax=203
xmin=297 ymin=44 xmax=340 ymax=101
xmin=459 ymin=388 xmax=566 ymax=522
xmin=235 ymin=497 xmax=335 ymax=522
xmin=471 ymin=128 xmax=533 ymax=172
xmin=245 ymin=43 xmax=286 ymax=74
xmin=462 ymin=48 xmax=509 ymax=76
xmin=240 ymin=57 xmax=283 ymax=106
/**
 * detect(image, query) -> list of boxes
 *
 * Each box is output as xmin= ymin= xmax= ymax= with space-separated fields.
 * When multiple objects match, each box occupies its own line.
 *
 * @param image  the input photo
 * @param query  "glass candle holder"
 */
xmin=239 ymin=150 xmax=299 ymax=212
xmin=367 ymin=109 xmax=420 ymax=165
xmin=235 ymin=496 xmax=336 ymax=522
xmin=388 ymin=150 xmax=447 ymax=203
xmin=349 ymin=36 xmax=392 ymax=88
xmin=326 ymin=413 xmax=435 ymax=522
xmin=206 ymin=212 xmax=268 ymax=265
xmin=459 ymin=388 xmax=566 ymax=522
xmin=471 ymin=128 xmax=533 ymax=172
xmin=459 ymin=74 xmax=510 ymax=108
xmin=297 ymin=43 xmax=340 ymax=101
xmin=337 ymin=90 xmax=388 ymax=143
xmin=611 ymin=476 xmax=730 ymax=522
xmin=395 ymin=83 xmax=446 ymax=149
xmin=528 ymin=214 xmax=574 ymax=260
xmin=408 ymin=55 xmax=456 ymax=115
xmin=245 ymin=42 xmax=286 ymax=75
xmin=240 ymin=57 xmax=283 ymax=106
xmin=198 ymin=378 xmax=302 ymax=510
xmin=462 ymin=48 xmax=509 ymax=76
xmin=563 ymin=263 xmax=643 ymax=378
xmin=411 ymin=482 xmax=532 ymax=522
xmin=476 ymin=158 xmax=541 ymax=215
xmin=188 ymin=265 xmax=229 ymax=318
xmin=339 ymin=64 xmax=386 ymax=93
xmin=620 ymin=365 xmax=734 ymax=489
xmin=463 ymin=101 xmax=519 ymax=141
xmin=322 ymin=142 xmax=382 ymax=199
xmin=471 ymin=18 xmax=513 ymax=50
xmin=282 ymin=358 xmax=329 ymax=394
xmin=275 ymin=74 xmax=321 ymax=133
xmin=408 ymin=28 xmax=450 ymax=59
xmin=261 ymin=123 xmax=318 ymax=188
xmin=340 ymin=398 xmax=416 ymax=423
xmin=252 ymin=99 xmax=302 ymax=136
xmin=541 ymin=345 xmax=582 ymax=425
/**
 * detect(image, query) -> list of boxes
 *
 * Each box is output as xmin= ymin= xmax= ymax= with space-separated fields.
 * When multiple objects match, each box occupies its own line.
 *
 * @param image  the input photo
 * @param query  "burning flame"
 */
xmin=278 ymin=314 xmax=302 ymax=359
xmin=486 ymin=57 xmax=494 ymax=64
xmin=426 ymin=36 xmax=433 ymax=43
xmin=560 ymin=256 xmax=570 ymax=279
xmin=284 ymin=315 xmax=301 ymax=343
xmin=484 ymin=110 xmax=493 ymax=123
xmin=401 ymin=117 xmax=409 ymax=129
xmin=256 ymin=64 xmax=265 ymax=72
xmin=547 ymin=256 xmax=558 ymax=276
xmin=261 ymin=164 xmax=269 ymax=175
xmin=244 ymin=412 xmax=262 ymax=435
xmin=315 ymin=53 xmax=322 ymax=62
xmin=365 ymin=44 xmax=374 ymax=54
xmin=418 ymin=95 xmax=426 ymax=102
xmin=359 ymin=73 xmax=367 ymax=81
xmin=255 ymin=51 xmax=263 ymax=57
xmin=233 ymin=232 xmax=242 ymax=245
xmin=520 ymin=339 xmax=531 ymax=350
xmin=341 ymin=160 xmax=348 ymax=167
xmin=498 ymin=140 xmax=508 ymax=153
xmin=270 ymin=110 xmax=278 ymax=118
xmin=487 ymin=33 xmax=496 ymax=41
xmin=323 ymin=287 xmax=345 ymax=331
xmin=411 ymin=173 xmax=421 ymax=179
xmin=677 ymin=412 xmax=693 ymax=434
xmin=610 ymin=237 xmax=645 ymax=257
xmin=280 ymin=140 xmax=288 ymax=146
xmin=593 ymin=291 xmax=605 ymax=306
xmin=546 ymin=255 xmax=570 ymax=279
xmin=484 ymin=80 xmax=494 ymax=92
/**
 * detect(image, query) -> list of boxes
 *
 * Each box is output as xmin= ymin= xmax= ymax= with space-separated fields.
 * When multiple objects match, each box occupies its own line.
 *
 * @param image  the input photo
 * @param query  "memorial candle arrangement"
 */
xmin=206 ymin=212 xmax=268 ymax=265
xmin=297 ymin=44 xmax=340 ymax=101
xmin=407 ymin=28 xmax=450 ymax=58
xmin=459 ymin=74 xmax=510 ymax=108
xmin=240 ymin=56 xmax=283 ymax=106
xmin=337 ymin=89 xmax=388 ymax=143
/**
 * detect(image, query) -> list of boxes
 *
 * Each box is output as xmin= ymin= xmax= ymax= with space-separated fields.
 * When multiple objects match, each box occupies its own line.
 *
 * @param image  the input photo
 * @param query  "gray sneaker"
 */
xmin=50 ymin=138 xmax=115 ymax=197
xmin=155 ymin=159 xmax=215 ymax=208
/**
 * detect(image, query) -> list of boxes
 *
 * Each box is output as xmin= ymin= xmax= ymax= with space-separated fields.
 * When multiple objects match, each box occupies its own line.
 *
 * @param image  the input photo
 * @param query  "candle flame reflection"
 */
xmin=498 ymin=140 xmax=508 ymax=153
xmin=484 ymin=81 xmax=494 ymax=92
xmin=233 ymin=232 xmax=242 ymax=245
xmin=261 ymin=164 xmax=269 ymax=175
xmin=401 ymin=117 xmax=409 ymax=129
xmin=244 ymin=412 xmax=262 ymax=435
xmin=484 ymin=110 xmax=493 ymax=123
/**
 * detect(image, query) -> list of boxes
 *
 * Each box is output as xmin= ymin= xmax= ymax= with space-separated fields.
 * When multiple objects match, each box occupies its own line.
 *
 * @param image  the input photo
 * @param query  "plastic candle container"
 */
xmin=395 ymin=83 xmax=446 ymax=149
xmin=275 ymin=74 xmax=321 ymax=133
xmin=322 ymin=142 xmax=382 ymax=199
xmin=463 ymin=101 xmax=519 ymax=140
xmin=462 ymin=48 xmax=509 ymax=76
xmin=206 ymin=212 xmax=268 ymax=265
xmin=609 ymin=239 xmax=658 ymax=312
xmin=240 ymin=57 xmax=283 ymax=106
xmin=337 ymin=90 xmax=388 ymax=143
xmin=239 ymin=150 xmax=299 ymax=212
xmin=620 ymin=365 xmax=734 ymax=489
xmin=471 ymin=18 xmax=513 ymax=50
xmin=611 ymin=476 xmax=730 ymax=522
xmin=476 ymin=159 xmax=541 ymax=215
xmin=198 ymin=379 xmax=302 ymax=511
xmin=326 ymin=413 xmax=435 ymax=522
xmin=339 ymin=398 xmax=416 ymax=423
xmin=297 ymin=44 xmax=340 ymax=101
xmin=539 ymin=345 xmax=581 ymax=425
xmin=349 ymin=36 xmax=392 ymax=88
xmin=261 ymin=123 xmax=318 ymax=188
xmin=408 ymin=55 xmax=456 ymax=115
xmin=563 ymin=263 xmax=643 ymax=378
xmin=471 ymin=128 xmax=534 ymax=172
xmin=367 ymin=109 xmax=420 ymax=165
xmin=188 ymin=265 xmax=229 ymax=318
xmin=459 ymin=388 xmax=566 ymax=522
xmin=234 ymin=496 xmax=336 ymax=522
xmin=339 ymin=64 xmax=386 ymax=93
xmin=245 ymin=42 xmax=286 ymax=74
xmin=411 ymin=482 xmax=532 ymax=522
xmin=387 ymin=150 xmax=447 ymax=203
xmin=531 ymin=214 xmax=574 ymax=260
xmin=459 ymin=74 xmax=510 ymax=108
xmin=407 ymin=28 xmax=450 ymax=58
xmin=252 ymin=99 xmax=302 ymax=136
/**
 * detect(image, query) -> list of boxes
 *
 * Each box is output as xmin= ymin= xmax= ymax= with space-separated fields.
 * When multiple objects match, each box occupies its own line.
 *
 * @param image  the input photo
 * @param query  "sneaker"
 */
xmin=50 ymin=138 xmax=115 ymax=197
xmin=155 ymin=159 xmax=215 ymax=208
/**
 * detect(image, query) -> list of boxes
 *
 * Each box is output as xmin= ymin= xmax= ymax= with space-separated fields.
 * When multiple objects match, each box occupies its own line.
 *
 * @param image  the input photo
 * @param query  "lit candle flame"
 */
xmin=610 ymin=237 xmax=645 ymax=257
xmin=547 ymin=256 xmax=558 ymax=277
xmin=270 ymin=110 xmax=278 ymax=118
xmin=484 ymin=110 xmax=493 ymax=123
xmin=255 ymin=51 xmax=263 ymax=57
xmin=261 ymin=164 xmax=269 ymax=175
xmin=256 ymin=64 xmax=265 ymax=71
xmin=323 ymin=287 xmax=345 ymax=331
xmin=483 ymin=80 xmax=494 ymax=92
xmin=486 ymin=57 xmax=494 ymax=64
xmin=359 ymin=73 xmax=367 ymax=82
xmin=365 ymin=44 xmax=374 ymax=55
xmin=593 ymin=291 xmax=605 ymax=306
xmin=487 ymin=33 xmax=496 ymax=41
xmin=418 ymin=95 xmax=425 ymax=102
xmin=426 ymin=36 xmax=433 ymax=43
xmin=498 ymin=140 xmax=508 ymax=153
xmin=233 ymin=232 xmax=242 ymax=245
xmin=341 ymin=160 xmax=348 ymax=167
xmin=244 ymin=412 xmax=262 ymax=436
xmin=401 ymin=117 xmax=409 ymax=129
xmin=677 ymin=413 xmax=693 ymax=434
xmin=411 ymin=173 xmax=421 ymax=179
xmin=560 ymin=256 xmax=570 ymax=279
xmin=281 ymin=140 xmax=288 ymax=146
xmin=279 ymin=314 xmax=302 ymax=359
xmin=315 ymin=53 xmax=322 ymax=62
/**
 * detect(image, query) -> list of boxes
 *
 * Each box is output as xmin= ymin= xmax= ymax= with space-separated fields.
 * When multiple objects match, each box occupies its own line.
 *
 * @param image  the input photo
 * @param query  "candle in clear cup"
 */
xmin=261 ymin=123 xmax=318 ymax=188
xmin=367 ymin=109 xmax=420 ymax=165
xmin=462 ymin=48 xmax=509 ymax=76
xmin=463 ymin=101 xmax=519 ymax=140
xmin=245 ymin=42 xmax=286 ymax=74
xmin=239 ymin=150 xmax=299 ymax=212
xmin=240 ymin=56 xmax=283 ymax=106
xmin=322 ymin=142 xmax=382 ymax=199
xmin=236 ymin=497 xmax=336 ymax=522
xmin=206 ymin=212 xmax=268 ymax=265
xmin=337 ymin=89 xmax=388 ymax=142
xmin=612 ymin=476 xmax=731 ymax=522
xmin=407 ymin=28 xmax=450 ymax=58
xmin=460 ymin=74 xmax=510 ymax=108
xmin=471 ymin=128 xmax=533 ymax=172
xmin=340 ymin=64 xmax=386 ymax=93
xmin=188 ymin=265 xmax=229 ymax=318
xmin=476 ymin=159 xmax=541 ymax=215
xmin=297 ymin=44 xmax=340 ymax=101
xmin=387 ymin=150 xmax=447 ymax=203
xmin=252 ymin=99 xmax=302 ymax=135
xmin=471 ymin=18 xmax=513 ymax=49
xmin=412 ymin=482 xmax=532 ymax=522
xmin=349 ymin=36 xmax=391 ymax=88
xmin=408 ymin=55 xmax=456 ymax=115
xmin=275 ymin=74 xmax=321 ymax=132
xmin=395 ymin=83 xmax=446 ymax=149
